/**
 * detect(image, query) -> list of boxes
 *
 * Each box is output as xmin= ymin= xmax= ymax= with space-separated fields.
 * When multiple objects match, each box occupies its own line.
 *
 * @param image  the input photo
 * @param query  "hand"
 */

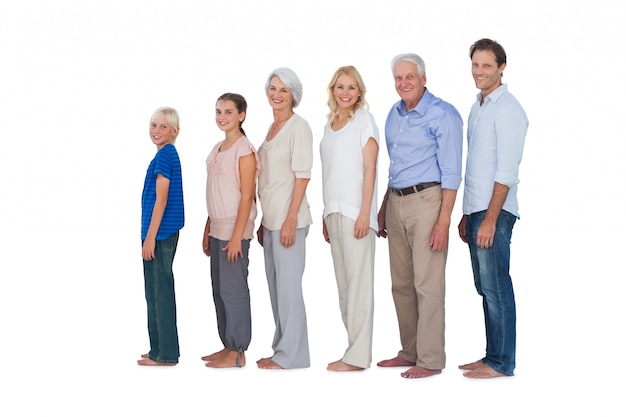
xmin=280 ymin=218 xmax=296 ymax=248
xmin=256 ymin=225 xmax=264 ymax=247
xmin=202 ymin=233 xmax=211 ymax=257
xmin=476 ymin=220 xmax=495 ymax=249
xmin=430 ymin=220 xmax=449 ymax=252
xmin=142 ymin=238 xmax=156 ymax=261
xmin=376 ymin=208 xmax=387 ymax=238
xmin=458 ymin=215 xmax=467 ymax=243
xmin=322 ymin=220 xmax=330 ymax=244
xmin=354 ymin=214 xmax=370 ymax=240
xmin=224 ymin=240 xmax=242 ymax=262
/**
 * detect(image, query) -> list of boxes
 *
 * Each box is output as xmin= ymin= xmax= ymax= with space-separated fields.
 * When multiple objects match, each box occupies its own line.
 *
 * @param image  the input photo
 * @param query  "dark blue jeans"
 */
xmin=466 ymin=211 xmax=517 ymax=376
xmin=143 ymin=232 xmax=180 ymax=364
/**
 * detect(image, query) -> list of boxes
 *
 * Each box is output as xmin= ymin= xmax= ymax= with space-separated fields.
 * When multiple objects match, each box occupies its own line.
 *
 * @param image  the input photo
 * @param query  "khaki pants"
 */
xmin=386 ymin=186 xmax=446 ymax=370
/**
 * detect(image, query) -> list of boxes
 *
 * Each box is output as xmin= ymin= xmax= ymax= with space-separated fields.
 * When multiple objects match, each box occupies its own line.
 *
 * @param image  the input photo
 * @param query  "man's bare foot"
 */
xmin=205 ymin=350 xmax=245 ymax=368
xmin=376 ymin=356 xmax=416 ymax=367
xmin=327 ymin=360 xmax=364 ymax=372
xmin=201 ymin=348 xmax=228 ymax=362
xmin=257 ymin=358 xmax=283 ymax=369
xmin=458 ymin=358 xmax=483 ymax=370
xmin=400 ymin=365 xmax=441 ymax=379
xmin=141 ymin=353 xmax=149 ymax=359
xmin=463 ymin=363 xmax=506 ymax=379
xmin=137 ymin=358 xmax=176 ymax=366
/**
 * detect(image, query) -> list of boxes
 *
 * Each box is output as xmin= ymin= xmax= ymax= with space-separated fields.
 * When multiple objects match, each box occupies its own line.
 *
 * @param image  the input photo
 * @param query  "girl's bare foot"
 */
xmin=327 ymin=360 xmax=364 ymax=372
xmin=458 ymin=359 xmax=483 ymax=371
xmin=205 ymin=350 xmax=245 ymax=368
xmin=201 ymin=348 xmax=228 ymax=362
xmin=137 ymin=358 xmax=176 ymax=366
xmin=257 ymin=358 xmax=283 ymax=369
xmin=463 ymin=363 xmax=506 ymax=379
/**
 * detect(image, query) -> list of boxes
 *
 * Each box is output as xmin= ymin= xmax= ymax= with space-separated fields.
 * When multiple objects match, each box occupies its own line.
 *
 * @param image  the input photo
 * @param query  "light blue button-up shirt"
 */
xmin=463 ymin=84 xmax=528 ymax=218
xmin=385 ymin=89 xmax=463 ymax=190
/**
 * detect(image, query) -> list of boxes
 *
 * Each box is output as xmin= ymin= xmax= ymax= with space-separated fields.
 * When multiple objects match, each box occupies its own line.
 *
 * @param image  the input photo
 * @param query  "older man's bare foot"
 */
xmin=205 ymin=350 xmax=245 ymax=368
xmin=257 ymin=358 xmax=283 ymax=369
xmin=137 ymin=358 xmax=176 ymax=366
xmin=377 ymin=356 xmax=416 ymax=367
xmin=458 ymin=358 xmax=483 ymax=370
xmin=201 ymin=348 xmax=228 ymax=362
xmin=400 ymin=365 xmax=441 ymax=378
xmin=463 ymin=363 xmax=506 ymax=379
xmin=327 ymin=360 xmax=364 ymax=372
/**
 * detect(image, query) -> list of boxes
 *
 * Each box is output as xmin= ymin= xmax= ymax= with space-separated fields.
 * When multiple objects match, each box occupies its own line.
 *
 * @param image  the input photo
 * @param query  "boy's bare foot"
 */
xmin=201 ymin=348 xmax=228 ymax=362
xmin=463 ymin=363 xmax=506 ymax=379
xmin=205 ymin=350 xmax=245 ymax=368
xmin=400 ymin=365 xmax=441 ymax=378
xmin=327 ymin=360 xmax=364 ymax=372
xmin=137 ymin=358 xmax=176 ymax=366
xmin=458 ymin=359 xmax=483 ymax=370
xmin=257 ymin=358 xmax=283 ymax=369
xmin=376 ymin=356 xmax=416 ymax=367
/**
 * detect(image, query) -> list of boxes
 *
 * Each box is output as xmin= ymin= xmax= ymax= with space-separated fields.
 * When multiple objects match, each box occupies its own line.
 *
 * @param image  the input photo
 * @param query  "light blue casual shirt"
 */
xmin=385 ymin=89 xmax=463 ymax=190
xmin=462 ymin=84 xmax=528 ymax=218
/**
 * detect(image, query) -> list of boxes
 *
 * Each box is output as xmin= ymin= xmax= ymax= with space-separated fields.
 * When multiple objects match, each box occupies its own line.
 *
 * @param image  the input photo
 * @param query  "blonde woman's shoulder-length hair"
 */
xmin=326 ymin=65 xmax=368 ymax=125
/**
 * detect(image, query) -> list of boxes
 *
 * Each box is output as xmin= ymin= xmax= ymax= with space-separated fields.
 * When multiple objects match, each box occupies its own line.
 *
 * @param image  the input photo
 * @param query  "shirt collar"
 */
xmin=477 ymin=84 xmax=508 ymax=104
xmin=396 ymin=88 xmax=433 ymax=117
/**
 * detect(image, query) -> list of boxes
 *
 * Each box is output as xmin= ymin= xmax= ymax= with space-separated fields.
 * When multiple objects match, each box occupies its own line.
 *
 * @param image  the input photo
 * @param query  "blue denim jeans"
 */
xmin=143 ymin=232 xmax=180 ymax=364
xmin=466 ymin=211 xmax=516 ymax=376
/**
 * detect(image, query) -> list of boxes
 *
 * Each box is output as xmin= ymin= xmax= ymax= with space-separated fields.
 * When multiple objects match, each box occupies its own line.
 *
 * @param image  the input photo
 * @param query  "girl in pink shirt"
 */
xmin=201 ymin=93 xmax=260 ymax=368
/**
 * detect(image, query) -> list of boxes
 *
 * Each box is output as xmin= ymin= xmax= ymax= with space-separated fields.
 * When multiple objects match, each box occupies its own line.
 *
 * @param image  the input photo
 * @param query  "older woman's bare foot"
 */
xmin=400 ymin=365 xmax=441 ymax=378
xmin=205 ymin=350 xmax=245 ymax=368
xmin=327 ymin=360 xmax=364 ymax=372
xmin=137 ymin=358 xmax=176 ymax=366
xmin=257 ymin=358 xmax=283 ymax=369
xmin=201 ymin=348 xmax=228 ymax=362
xmin=463 ymin=363 xmax=506 ymax=379
xmin=458 ymin=359 xmax=483 ymax=370
xmin=376 ymin=356 xmax=416 ymax=367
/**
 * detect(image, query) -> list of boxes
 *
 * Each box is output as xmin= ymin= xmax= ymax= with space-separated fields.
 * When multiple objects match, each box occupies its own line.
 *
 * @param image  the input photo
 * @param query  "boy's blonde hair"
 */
xmin=150 ymin=107 xmax=180 ymax=140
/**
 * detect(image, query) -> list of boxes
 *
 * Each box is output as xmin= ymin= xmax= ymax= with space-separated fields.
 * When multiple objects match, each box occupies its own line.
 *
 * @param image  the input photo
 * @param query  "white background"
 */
xmin=1 ymin=0 xmax=624 ymax=415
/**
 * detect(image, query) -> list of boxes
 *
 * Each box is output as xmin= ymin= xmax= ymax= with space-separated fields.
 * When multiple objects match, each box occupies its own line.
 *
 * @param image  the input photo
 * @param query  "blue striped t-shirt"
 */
xmin=141 ymin=144 xmax=185 ymax=240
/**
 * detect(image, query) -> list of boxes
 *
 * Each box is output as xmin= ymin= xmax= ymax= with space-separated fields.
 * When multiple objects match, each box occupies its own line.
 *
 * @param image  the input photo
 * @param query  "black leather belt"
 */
xmin=391 ymin=182 xmax=440 ymax=196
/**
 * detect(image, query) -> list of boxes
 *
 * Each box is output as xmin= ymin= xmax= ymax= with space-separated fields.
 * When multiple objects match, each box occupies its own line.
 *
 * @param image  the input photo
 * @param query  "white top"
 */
xmin=320 ymin=108 xmax=379 ymax=230
xmin=257 ymin=113 xmax=314 ymax=231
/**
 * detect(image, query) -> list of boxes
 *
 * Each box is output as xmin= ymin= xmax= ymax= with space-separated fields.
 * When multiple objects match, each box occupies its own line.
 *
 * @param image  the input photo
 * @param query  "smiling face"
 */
xmin=215 ymin=99 xmax=244 ymax=135
xmin=471 ymin=49 xmax=506 ymax=98
xmin=266 ymin=76 xmax=293 ymax=112
xmin=333 ymin=73 xmax=360 ymax=112
xmin=149 ymin=116 xmax=177 ymax=149
xmin=393 ymin=60 xmax=426 ymax=111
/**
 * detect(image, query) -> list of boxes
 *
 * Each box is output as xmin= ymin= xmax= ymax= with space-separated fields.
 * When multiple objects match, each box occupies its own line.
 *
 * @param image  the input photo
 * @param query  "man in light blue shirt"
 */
xmin=458 ymin=38 xmax=528 ymax=379
xmin=377 ymin=53 xmax=463 ymax=378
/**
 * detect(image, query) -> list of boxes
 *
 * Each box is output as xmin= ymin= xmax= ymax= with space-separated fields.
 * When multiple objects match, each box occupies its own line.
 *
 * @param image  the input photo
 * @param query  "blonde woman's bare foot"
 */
xmin=376 ymin=356 xmax=416 ymax=367
xmin=463 ymin=363 xmax=506 ymax=379
xmin=137 ymin=358 xmax=176 ymax=366
xmin=327 ymin=360 xmax=364 ymax=372
xmin=201 ymin=348 xmax=228 ymax=362
xmin=458 ymin=359 xmax=483 ymax=370
xmin=257 ymin=358 xmax=283 ymax=369
xmin=400 ymin=365 xmax=441 ymax=379
xmin=205 ymin=350 xmax=245 ymax=368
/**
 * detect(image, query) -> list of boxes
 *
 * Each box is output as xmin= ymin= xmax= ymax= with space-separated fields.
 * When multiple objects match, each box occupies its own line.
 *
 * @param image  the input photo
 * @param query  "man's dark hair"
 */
xmin=469 ymin=38 xmax=507 ymax=68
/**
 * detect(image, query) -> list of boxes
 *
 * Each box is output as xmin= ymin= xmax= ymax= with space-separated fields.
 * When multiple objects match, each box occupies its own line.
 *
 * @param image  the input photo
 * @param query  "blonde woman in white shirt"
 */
xmin=320 ymin=66 xmax=379 ymax=371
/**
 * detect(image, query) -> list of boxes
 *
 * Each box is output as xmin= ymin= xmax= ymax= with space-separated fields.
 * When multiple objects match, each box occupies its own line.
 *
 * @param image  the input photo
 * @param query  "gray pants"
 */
xmin=210 ymin=237 xmax=251 ymax=351
xmin=262 ymin=226 xmax=310 ymax=368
